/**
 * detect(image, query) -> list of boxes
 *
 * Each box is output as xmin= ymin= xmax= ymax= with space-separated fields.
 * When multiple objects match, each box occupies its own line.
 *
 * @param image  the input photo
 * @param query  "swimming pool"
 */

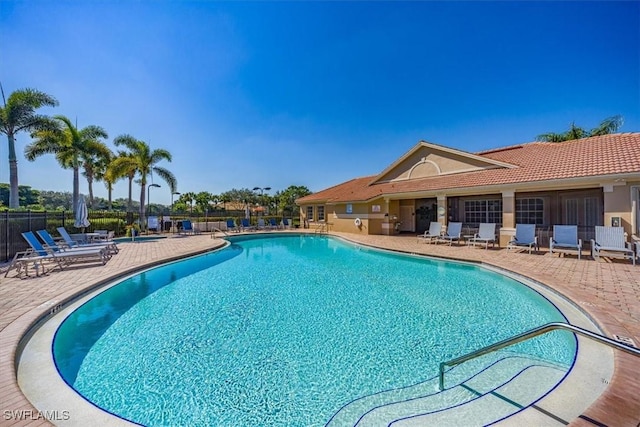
xmin=52 ymin=234 xmax=577 ymax=426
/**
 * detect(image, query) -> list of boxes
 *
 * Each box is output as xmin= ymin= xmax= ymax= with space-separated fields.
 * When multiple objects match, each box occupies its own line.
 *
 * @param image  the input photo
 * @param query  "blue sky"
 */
xmin=1 ymin=1 xmax=638 ymax=205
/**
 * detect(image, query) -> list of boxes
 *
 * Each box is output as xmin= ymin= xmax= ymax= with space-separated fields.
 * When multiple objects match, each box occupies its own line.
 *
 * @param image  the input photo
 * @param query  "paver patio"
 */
xmin=0 ymin=231 xmax=638 ymax=426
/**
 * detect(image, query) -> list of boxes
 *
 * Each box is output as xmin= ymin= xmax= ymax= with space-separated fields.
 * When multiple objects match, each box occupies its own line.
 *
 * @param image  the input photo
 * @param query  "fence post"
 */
xmin=4 ymin=210 xmax=8 ymax=262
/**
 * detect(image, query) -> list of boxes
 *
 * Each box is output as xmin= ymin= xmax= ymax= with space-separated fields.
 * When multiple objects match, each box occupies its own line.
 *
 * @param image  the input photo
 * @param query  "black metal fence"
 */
xmin=0 ymin=209 xmax=290 ymax=262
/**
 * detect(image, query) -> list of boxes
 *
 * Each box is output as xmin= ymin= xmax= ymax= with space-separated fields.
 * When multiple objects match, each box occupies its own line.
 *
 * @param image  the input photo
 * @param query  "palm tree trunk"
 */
xmin=8 ymin=133 xmax=20 ymax=209
xmin=107 ymin=184 xmax=113 ymax=211
xmin=127 ymin=175 xmax=133 ymax=213
xmin=87 ymin=176 xmax=94 ymax=208
xmin=73 ymin=167 xmax=80 ymax=216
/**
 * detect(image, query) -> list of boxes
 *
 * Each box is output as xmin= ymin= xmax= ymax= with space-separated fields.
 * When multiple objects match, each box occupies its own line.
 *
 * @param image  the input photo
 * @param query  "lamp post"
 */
xmin=252 ymin=186 xmax=271 ymax=216
xmin=147 ymin=183 xmax=161 ymax=234
xmin=170 ymin=191 xmax=180 ymax=233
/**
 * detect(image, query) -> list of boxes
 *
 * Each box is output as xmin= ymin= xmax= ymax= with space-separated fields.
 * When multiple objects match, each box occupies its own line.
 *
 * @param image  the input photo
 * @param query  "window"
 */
xmin=464 ymin=199 xmax=502 ymax=225
xmin=515 ymin=198 xmax=544 ymax=225
xmin=584 ymin=197 xmax=600 ymax=227
xmin=306 ymin=206 xmax=314 ymax=221
xmin=565 ymin=199 xmax=578 ymax=225
xmin=317 ymin=205 xmax=325 ymax=221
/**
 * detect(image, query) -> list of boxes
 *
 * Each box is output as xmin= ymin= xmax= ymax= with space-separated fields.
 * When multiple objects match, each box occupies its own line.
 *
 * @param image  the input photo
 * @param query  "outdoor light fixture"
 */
xmin=147 ymin=184 xmax=161 ymax=234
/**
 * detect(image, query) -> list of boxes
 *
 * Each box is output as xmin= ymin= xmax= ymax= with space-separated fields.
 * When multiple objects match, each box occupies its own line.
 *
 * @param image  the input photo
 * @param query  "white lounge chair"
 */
xmin=436 ymin=222 xmax=463 ymax=245
xmin=417 ymin=222 xmax=442 ymax=244
xmin=470 ymin=223 xmax=497 ymax=249
xmin=55 ymin=227 xmax=119 ymax=254
xmin=591 ymin=226 xmax=636 ymax=265
xmin=549 ymin=225 xmax=582 ymax=260
xmin=507 ymin=224 xmax=538 ymax=254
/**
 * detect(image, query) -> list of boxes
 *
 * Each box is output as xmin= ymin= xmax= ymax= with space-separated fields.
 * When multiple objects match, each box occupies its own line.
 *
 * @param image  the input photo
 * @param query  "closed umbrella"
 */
xmin=245 ymin=204 xmax=250 ymax=219
xmin=74 ymin=195 xmax=90 ymax=230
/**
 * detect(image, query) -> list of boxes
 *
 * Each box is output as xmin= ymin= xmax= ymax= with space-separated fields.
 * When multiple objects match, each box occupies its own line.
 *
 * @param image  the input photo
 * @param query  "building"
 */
xmin=296 ymin=133 xmax=640 ymax=246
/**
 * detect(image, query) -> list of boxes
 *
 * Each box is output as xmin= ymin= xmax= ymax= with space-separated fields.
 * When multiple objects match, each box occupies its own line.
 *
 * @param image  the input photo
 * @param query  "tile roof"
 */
xmin=298 ymin=133 xmax=640 ymax=203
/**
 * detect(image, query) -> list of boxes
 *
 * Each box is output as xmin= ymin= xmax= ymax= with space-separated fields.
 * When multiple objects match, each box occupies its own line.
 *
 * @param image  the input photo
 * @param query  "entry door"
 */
xmin=399 ymin=205 xmax=415 ymax=232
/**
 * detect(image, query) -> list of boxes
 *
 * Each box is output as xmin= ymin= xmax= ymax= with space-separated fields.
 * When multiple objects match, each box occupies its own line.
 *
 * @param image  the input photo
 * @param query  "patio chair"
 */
xmin=507 ymin=224 xmax=538 ymax=254
xmin=470 ymin=223 xmax=497 ymax=249
xmin=241 ymin=218 xmax=255 ymax=232
xmin=56 ymin=227 xmax=119 ymax=254
xmin=32 ymin=230 xmax=112 ymax=261
xmin=7 ymin=232 xmax=109 ymax=276
xmin=282 ymin=218 xmax=291 ymax=229
xmin=591 ymin=226 xmax=636 ymax=265
xmin=257 ymin=218 xmax=267 ymax=230
xmin=180 ymin=220 xmax=198 ymax=235
xmin=549 ymin=225 xmax=582 ymax=260
xmin=4 ymin=245 xmax=55 ymax=278
xmin=226 ymin=219 xmax=239 ymax=233
xmin=269 ymin=218 xmax=279 ymax=229
xmin=417 ymin=222 xmax=442 ymax=244
xmin=435 ymin=222 xmax=463 ymax=246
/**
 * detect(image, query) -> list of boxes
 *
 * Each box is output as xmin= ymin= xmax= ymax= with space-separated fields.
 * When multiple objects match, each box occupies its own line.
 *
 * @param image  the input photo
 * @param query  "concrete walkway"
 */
xmin=0 ymin=231 xmax=638 ymax=426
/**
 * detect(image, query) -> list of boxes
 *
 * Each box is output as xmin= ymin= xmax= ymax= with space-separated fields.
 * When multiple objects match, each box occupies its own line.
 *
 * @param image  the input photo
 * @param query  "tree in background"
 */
xmin=0 ymin=184 xmax=41 ymax=208
xmin=110 ymin=145 xmax=139 ymax=213
xmin=81 ymin=142 xmax=113 ymax=208
xmin=278 ymin=185 xmax=312 ymax=218
xmin=536 ymin=115 xmax=623 ymax=142
xmin=25 ymin=115 xmax=109 ymax=215
xmin=179 ymin=192 xmax=197 ymax=213
xmin=0 ymin=84 xmax=58 ymax=208
xmin=195 ymin=191 xmax=215 ymax=213
xmin=111 ymin=135 xmax=176 ymax=229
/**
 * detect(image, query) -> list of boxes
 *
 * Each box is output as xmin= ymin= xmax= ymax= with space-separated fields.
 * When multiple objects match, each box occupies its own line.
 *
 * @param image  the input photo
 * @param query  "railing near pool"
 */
xmin=439 ymin=322 xmax=640 ymax=391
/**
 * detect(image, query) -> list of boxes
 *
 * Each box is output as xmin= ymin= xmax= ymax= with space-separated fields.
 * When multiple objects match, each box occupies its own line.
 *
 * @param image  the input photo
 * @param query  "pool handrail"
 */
xmin=438 ymin=322 xmax=640 ymax=391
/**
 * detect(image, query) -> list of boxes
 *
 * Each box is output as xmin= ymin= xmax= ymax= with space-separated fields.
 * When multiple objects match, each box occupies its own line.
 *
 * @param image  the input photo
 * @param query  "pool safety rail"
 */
xmin=439 ymin=322 xmax=640 ymax=391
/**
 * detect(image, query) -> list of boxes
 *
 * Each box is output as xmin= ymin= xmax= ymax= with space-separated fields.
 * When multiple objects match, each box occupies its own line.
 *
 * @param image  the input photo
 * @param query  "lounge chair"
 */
xmin=269 ymin=218 xmax=279 ymax=229
xmin=470 ymin=223 xmax=497 ymax=249
xmin=180 ymin=220 xmax=199 ymax=235
xmin=549 ymin=225 xmax=582 ymax=260
xmin=241 ymin=218 xmax=255 ymax=232
xmin=282 ymin=218 xmax=291 ymax=229
xmin=34 ymin=230 xmax=112 ymax=260
xmin=5 ymin=231 xmax=109 ymax=277
xmin=226 ymin=219 xmax=239 ymax=233
xmin=56 ymin=227 xmax=119 ymax=254
xmin=435 ymin=222 xmax=463 ymax=246
xmin=257 ymin=218 xmax=267 ymax=230
xmin=591 ymin=226 xmax=636 ymax=265
xmin=417 ymin=222 xmax=442 ymax=244
xmin=507 ymin=224 xmax=538 ymax=254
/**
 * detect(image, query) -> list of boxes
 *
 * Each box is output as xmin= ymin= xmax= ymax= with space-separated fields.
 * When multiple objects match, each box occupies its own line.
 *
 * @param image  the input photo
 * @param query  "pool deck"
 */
xmin=0 ymin=231 xmax=638 ymax=426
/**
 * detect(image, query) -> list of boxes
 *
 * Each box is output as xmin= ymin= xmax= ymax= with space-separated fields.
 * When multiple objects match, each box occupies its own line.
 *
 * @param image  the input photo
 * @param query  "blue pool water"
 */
xmin=53 ymin=234 xmax=575 ymax=426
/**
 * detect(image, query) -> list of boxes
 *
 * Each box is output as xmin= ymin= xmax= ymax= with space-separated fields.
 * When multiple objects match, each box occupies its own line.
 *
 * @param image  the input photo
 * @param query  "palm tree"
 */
xmin=95 ymin=149 xmax=120 ymax=211
xmin=25 ymin=115 xmax=108 ymax=215
xmin=81 ymin=138 xmax=113 ymax=208
xmin=110 ymin=147 xmax=138 ymax=213
xmin=0 ymin=84 xmax=58 ymax=208
xmin=536 ymin=115 xmax=623 ymax=142
xmin=111 ymin=135 xmax=177 ymax=229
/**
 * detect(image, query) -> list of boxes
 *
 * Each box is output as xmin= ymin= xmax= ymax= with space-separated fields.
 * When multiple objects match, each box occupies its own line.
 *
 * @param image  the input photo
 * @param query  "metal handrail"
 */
xmin=439 ymin=322 xmax=640 ymax=390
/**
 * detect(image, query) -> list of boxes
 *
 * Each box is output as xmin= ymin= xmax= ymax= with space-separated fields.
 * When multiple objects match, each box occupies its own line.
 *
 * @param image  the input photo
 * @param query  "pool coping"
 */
xmin=2 ymin=231 xmax=639 ymax=426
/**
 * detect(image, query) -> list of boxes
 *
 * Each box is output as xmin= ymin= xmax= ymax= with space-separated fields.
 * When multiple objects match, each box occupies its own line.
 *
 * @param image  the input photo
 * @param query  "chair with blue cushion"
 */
xmin=226 ymin=219 xmax=239 ymax=233
xmin=507 ymin=224 xmax=538 ymax=254
xmin=549 ymin=225 xmax=582 ymax=260
xmin=436 ymin=222 xmax=463 ymax=246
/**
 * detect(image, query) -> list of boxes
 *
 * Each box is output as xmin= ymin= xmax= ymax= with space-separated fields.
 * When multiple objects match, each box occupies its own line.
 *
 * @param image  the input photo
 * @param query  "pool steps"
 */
xmin=326 ymin=355 xmax=566 ymax=426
